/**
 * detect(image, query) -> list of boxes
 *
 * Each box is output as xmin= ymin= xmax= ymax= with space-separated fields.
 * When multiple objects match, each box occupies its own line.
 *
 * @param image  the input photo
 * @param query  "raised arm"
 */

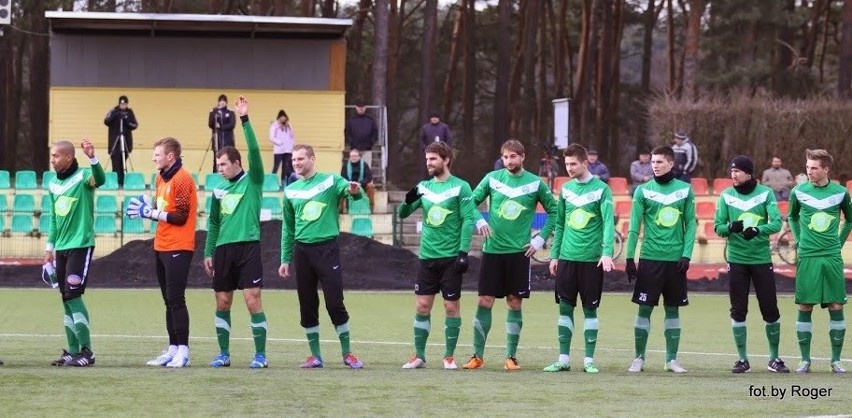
xmin=235 ymin=96 xmax=264 ymax=185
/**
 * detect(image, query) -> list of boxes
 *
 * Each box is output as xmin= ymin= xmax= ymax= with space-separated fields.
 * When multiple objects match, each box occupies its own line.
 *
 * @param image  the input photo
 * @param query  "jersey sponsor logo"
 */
xmin=425 ymin=205 xmax=453 ymax=226
xmin=156 ymin=196 xmax=168 ymax=211
xmin=562 ymin=188 xmax=604 ymax=208
xmin=49 ymin=171 xmax=84 ymax=196
xmin=567 ymin=208 xmax=596 ymax=230
xmin=723 ymin=191 xmax=769 ymax=212
xmin=54 ymin=196 xmax=78 ymax=217
xmin=808 ymin=211 xmax=835 ymax=232
xmin=794 ymin=190 xmax=846 ymax=210
xmin=655 ymin=206 xmax=682 ymax=227
xmin=285 ymin=176 xmax=335 ymax=200
xmin=642 ymin=188 xmax=690 ymax=206
xmin=419 ymin=185 xmax=462 ymax=204
xmin=737 ymin=212 xmax=763 ymax=228
xmin=488 ymin=178 xmax=540 ymax=199
xmin=301 ymin=201 xmax=327 ymax=222
xmin=497 ymin=199 xmax=527 ymax=221
xmin=220 ymin=194 xmax=243 ymax=215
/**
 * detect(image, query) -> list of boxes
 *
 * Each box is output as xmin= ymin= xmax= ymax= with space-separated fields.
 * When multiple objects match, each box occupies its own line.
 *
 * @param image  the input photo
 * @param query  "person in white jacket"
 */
xmin=269 ymin=109 xmax=295 ymax=187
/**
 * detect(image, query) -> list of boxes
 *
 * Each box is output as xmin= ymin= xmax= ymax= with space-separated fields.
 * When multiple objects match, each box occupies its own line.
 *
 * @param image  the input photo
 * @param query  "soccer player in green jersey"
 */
xmin=714 ymin=155 xmax=789 ymax=373
xmin=45 ymin=139 xmax=106 ymax=367
xmin=203 ymin=96 xmax=270 ymax=369
xmin=624 ymin=145 xmax=696 ymax=373
xmin=463 ymin=139 xmax=557 ymax=370
xmin=399 ymin=141 xmax=481 ymax=370
xmin=542 ymin=144 xmax=614 ymax=374
xmin=278 ymin=145 xmax=365 ymax=369
xmin=787 ymin=149 xmax=852 ymax=374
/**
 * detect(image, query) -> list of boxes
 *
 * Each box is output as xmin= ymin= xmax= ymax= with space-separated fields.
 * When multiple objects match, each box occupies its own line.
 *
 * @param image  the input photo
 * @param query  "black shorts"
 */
xmin=478 ymin=252 xmax=531 ymax=298
xmin=56 ymin=247 xmax=94 ymax=299
xmin=632 ymin=259 xmax=688 ymax=307
xmin=212 ymin=241 xmax=263 ymax=292
xmin=554 ymin=260 xmax=603 ymax=309
xmin=416 ymin=257 xmax=463 ymax=301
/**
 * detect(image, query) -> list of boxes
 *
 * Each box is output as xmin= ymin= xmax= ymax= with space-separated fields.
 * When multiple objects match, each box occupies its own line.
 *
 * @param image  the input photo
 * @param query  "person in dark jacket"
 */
xmin=344 ymin=98 xmax=379 ymax=166
xmin=418 ymin=111 xmax=454 ymax=150
xmin=208 ymin=94 xmax=236 ymax=171
xmin=340 ymin=149 xmax=375 ymax=213
xmin=104 ymin=95 xmax=139 ymax=186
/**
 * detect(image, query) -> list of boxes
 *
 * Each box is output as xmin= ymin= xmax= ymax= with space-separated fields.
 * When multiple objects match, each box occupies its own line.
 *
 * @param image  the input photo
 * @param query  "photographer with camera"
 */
xmin=207 ymin=94 xmax=236 ymax=171
xmin=104 ymin=95 xmax=139 ymax=187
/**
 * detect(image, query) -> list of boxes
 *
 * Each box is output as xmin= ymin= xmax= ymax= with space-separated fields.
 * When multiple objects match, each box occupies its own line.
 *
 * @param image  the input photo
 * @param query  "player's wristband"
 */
xmin=149 ymin=209 xmax=168 ymax=222
xmin=45 ymin=243 xmax=54 ymax=252
xmin=89 ymin=157 xmax=100 ymax=165
xmin=530 ymin=235 xmax=545 ymax=250
xmin=475 ymin=219 xmax=488 ymax=229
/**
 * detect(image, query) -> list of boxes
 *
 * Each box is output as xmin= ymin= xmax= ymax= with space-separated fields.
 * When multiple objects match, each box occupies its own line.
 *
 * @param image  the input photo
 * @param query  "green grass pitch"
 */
xmin=0 ymin=289 xmax=849 ymax=416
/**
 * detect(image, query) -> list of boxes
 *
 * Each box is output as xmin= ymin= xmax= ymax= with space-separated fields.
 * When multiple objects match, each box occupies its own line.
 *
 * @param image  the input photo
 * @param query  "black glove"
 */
xmin=728 ymin=220 xmax=744 ymax=233
xmin=742 ymin=227 xmax=759 ymax=240
xmin=455 ymin=251 xmax=469 ymax=274
xmin=405 ymin=186 xmax=422 ymax=205
xmin=625 ymin=258 xmax=637 ymax=283
xmin=677 ymin=257 xmax=690 ymax=273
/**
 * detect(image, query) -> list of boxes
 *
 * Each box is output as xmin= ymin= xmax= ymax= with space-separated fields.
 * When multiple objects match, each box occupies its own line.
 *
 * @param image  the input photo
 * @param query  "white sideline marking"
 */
xmin=1 ymin=333 xmax=849 ymax=362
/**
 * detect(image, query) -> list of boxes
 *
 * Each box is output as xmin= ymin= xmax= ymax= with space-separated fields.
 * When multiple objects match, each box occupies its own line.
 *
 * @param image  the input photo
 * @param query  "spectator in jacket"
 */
xmin=208 ymin=94 xmax=236 ymax=169
xmin=672 ymin=131 xmax=699 ymax=182
xmin=340 ymin=149 xmax=375 ymax=212
xmin=761 ymin=157 xmax=795 ymax=201
xmin=269 ymin=109 xmax=296 ymax=187
xmin=587 ymin=150 xmax=610 ymax=183
xmin=345 ymin=99 xmax=379 ymax=165
xmin=630 ymin=150 xmax=653 ymax=195
xmin=104 ymin=95 xmax=139 ymax=186
xmin=418 ymin=112 xmax=453 ymax=150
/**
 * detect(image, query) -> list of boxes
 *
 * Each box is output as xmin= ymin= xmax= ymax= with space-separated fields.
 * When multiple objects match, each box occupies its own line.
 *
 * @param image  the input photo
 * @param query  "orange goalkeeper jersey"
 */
xmin=154 ymin=167 xmax=198 ymax=252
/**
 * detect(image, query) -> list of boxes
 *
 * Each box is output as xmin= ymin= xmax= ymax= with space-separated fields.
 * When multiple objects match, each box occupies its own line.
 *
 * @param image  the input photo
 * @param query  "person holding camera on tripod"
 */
xmin=208 ymin=94 xmax=236 ymax=172
xmin=104 ymin=95 xmax=138 ymax=187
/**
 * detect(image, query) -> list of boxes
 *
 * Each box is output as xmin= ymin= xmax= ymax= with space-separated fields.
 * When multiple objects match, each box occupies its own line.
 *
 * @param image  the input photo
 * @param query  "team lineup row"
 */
xmin=28 ymin=95 xmax=851 ymax=374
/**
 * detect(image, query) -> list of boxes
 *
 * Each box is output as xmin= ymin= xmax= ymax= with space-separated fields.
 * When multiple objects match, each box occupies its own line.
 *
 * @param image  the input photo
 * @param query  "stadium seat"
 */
xmin=101 ymin=172 xmax=119 ymax=190
xmin=122 ymin=196 xmax=135 ymax=212
xmin=96 ymin=195 xmax=119 ymax=214
xmin=262 ymin=196 xmax=282 ymax=218
xmin=351 ymin=217 xmax=373 ymax=238
xmin=39 ymin=215 xmax=51 ymax=234
xmin=10 ymin=214 xmax=34 ymax=234
xmin=777 ymin=200 xmax=789 ymax=218
xmin=191 ymin=172 xmax=200 ymax=187
xmin=123 ymin=172 xmax=147 ymax=191
xmin=12 ymin=194 xmax=36 ymax=213
xmin=204 ymin=173 xmax=222 ymax=190
xmin=0 ymin=170 xmax=10 ymax=189
xmin=615 ymin=200 xmax=632 ymax=218
xmin=40 ymin=195 xmax=52 ymax=214
xmin=696 ymin=201 xmax=716 ymax=219
xmin=122 ymin=217 xmax=145 ymax=234
xmin=14 ymin=170 xmax=37 ymax=190
xmin=712 ymin=178 xmax=733 ymax=194
xmin=690 ymin=178 xmax=709 ymax=195
xmin=263 ymin=174 xmax=280 ymax=192
xmin=847 ymin=180 xmax=852 ymax=193
xmin=150 ymin=220 xmax=158 ymax=233
xmin=609 ymin=177 xmax=629 ymax=195
xmin=348 ymin=196 xmax=371 ymax=215
xmin=552 ymin=176 xmax=570 ymax=194
xmin=94 ymin=215 xmax=117 ymax=234
xmin=41 ymin=171 xmax=56 ymax=189
xmin=703 ymin=221 xmax=721 ymax=240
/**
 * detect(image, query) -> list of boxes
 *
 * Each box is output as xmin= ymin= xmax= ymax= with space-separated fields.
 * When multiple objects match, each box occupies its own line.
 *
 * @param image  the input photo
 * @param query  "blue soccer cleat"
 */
xmin=209 ymin=353 xmax=231 ymax=368
xmin=249 ymin=354 xmax=268 ymax=369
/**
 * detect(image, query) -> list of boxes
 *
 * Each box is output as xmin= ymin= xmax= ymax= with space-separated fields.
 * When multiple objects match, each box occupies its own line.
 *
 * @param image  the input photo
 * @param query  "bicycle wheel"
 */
xmin=531 ymin=235 xmax=553 ymax=264
xmin=776 ymin=230 xmax=797 ymax=265
xmin=612 ymin=231 xmax=624 ymax=259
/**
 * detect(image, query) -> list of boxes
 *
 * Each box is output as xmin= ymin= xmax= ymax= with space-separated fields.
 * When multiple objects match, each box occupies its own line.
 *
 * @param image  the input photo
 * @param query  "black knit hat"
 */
xmin=218 ymin=94 xmax=228 ymax=103
xmin=118 ymin=95 xmax=128 ymax=105
xmin=730 ymin=155 xmax=754 ymax=176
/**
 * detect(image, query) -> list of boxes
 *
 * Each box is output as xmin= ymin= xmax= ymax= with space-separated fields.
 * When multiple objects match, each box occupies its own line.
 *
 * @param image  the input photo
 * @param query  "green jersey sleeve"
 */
xmin=243 ymin=118 xmax=265 ymax=185
xmin=537 ymin=181 xmax=558 ymax=240
xmin=625 ymin=187 xmax=644 ymax=259
xmin=713 ymin=195 xmax=731 ymax=238
xmin=204 ymin=197 xmax=221 ymax=258
xmin=281 ymin=195 xmax=295 ymax=264
xmin=458 ymin=182 xmax=477 ymax=252
xmin=90 ymin=161 xmax=106 ymax=187
xmin=787 ymin=188 xmax=801 ymax=242
xmin=601 ymin=186 xmax=615 ymax=257
xmin=471 ymin=174 xmax=491 ymax=206
xmin=681 ymin=189 xmax=697 ymax=259
xmin=840 ymin=192 xmax=852 ymax=245
xmin=759 ymin=192 xmax=783 ymax=237
xmin=549 ymin=193 xmax=566 ymax=258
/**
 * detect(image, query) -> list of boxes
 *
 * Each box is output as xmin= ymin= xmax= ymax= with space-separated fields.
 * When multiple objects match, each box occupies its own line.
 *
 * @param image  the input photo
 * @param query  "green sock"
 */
xmin=829 ymin=310 xmax=845 ymax=362
xmin=732 ymin=320 xmax=747 ymax=361
xmin=336 ymin=322 xmax=351 ymax=356
xmin=583 ymin=307 xmax=599 ymax=359
xmin=250 ymin=312 xmax=267 ymax=356
xmin=63 ymin=301 xmax=79 ymax=354
xmin=765 ymin=321 xmax=780 ymax=360
xmin=305 ymin=326 xmax=322 ymax=359
xmin=414 ymin=314 xmax=431 ymax=360
xmin=663 ymin=306 xmax=680 ymax=362
xmin=66 ymin=298 xmax=91 ymax=350
xmin=557 ymin=301 xmax=575 ymax=356
xmin=445 ymin=317 xmax=461 ymax=358
xmin=796 ymin=310 xmax=812 ymax=362
xmin=634 ymin=305 xmax=653 ymax=359
xmin=506 ymin=309 xmax=523 ymax=358
xmin=214 ymin=310 xmax=231 ymax=355
xmin=472 ymin=306 xmax=492 ymax=358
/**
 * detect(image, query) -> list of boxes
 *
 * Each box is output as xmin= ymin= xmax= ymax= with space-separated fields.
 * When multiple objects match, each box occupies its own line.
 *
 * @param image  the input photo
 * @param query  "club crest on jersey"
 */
xmin=737 ymin=212 xmax=763 ymax=228
xmin=497 ymin=200 xmax=526 ymax=221
xmin=54 ymin=196 xmax=77 ymax=217
xmin=655 ymin=206 xmax=681 ymax=227
xmin=220 ymin=194 xmax=243 ymax=215
xmin=426 ymin=205 xmax=453 ymax=226
xmin=301 ymin=201 xmax=327 ymax=221
xmin=808 ymin=211 xmax=835 ymax=232
xmin=567 ymin=208 xmax=595 ymax=230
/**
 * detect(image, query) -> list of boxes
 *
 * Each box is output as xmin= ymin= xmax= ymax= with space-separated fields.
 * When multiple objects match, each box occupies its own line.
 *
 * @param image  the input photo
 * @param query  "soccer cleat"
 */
xmin=166 ymin=355 xmax=189 ymax=368
xmin=583 ymin=361 xmax=600 ymax=374
xmin=66 ymin=348 xmax=95 ymax=367
xmin=831 ymin=361 xmax=846 ymax=374
xmin=628 ymin=357 xmax=644 ymax=373
xmin=504 ymin=357 xmax=521 ymax=371
xmin=343 ymin=353 xmax=363 ymax=369
xmin=402 ymin=356 xmax=426 ymax=369
xmin=146 ymin=352 xmax=173 ymax=366
xmin=462 ymin=355 xmax=484 ymax=369
xmin=443 ymin=357 xmax=458 ymax=370
xmin=249 ymin=354 xmax=268 ymax=369
xmin=665 ymin=360 xmax=687 ymax=373
xmin=731 ymin=360 xmax=750 ymax=373
xmin=795 ymin=361 xmax=811 ymax=374
xmin=209 ymin=353 xmax=231 ymax=368
xmin=767 ymin=358 xmax=790 ymax=373
xmin=542 ymin=361 xmax=570 ymax=372
xmin=300 ymin=355 xmax=324 ymax=369
xmin=52 ymin=349 xmax=75 ymax=367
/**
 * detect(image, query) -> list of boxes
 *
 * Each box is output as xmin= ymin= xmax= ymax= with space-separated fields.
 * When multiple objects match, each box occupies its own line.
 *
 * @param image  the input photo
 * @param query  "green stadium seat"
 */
xmin=348 ymin=197 xmax=371 ymax=215
xmin=205 ymin=173 xmax=222 ymax=190
xmin=191 ymin=173 xmax=200 ymax=188
xmin=123 ymin=172 xmax=147 ymax=191
xmin=13 ymin=194 xmax=36 ymax=213
xmin=351 ymin=218 xmax=373 ymax=238
xmin=262 ymin=196 xmax=282 ymax=218
xmin=39 ymin=215 xmax=51 ymax=234
xmin=0 ymin=195 xmax=7 ymax=212
xmin=11 ymin=214 xmax=34 ymax=234
xmin=40 ymin=195 xmax=52 ymax=214
xmin=94 ymin=215 xmax=117 ymax=234
xmin=150 ymin=219 xmax=158 ymax=233
xmin=348 ymin=197 xmax=372 ymax=237
xmin=101 ymin=172 xmax=119 ymax=191
xmin=122 ymin=217 xmax=145 ymax=234
xmin=122 ymin=196 xmax=135 ymax=212
xmin=0 ymin=170 xmax=10 ymax=189
xmin=14 ymin=170 xmax=37 ymax=190
xmin=0 ymin=215 xmax=5 ymax=232
xmin=150 ymin=173 xmax=157 ymax=188
xmin=263 ymin=174 xmax=280 ymax=192
xmin=41 ymin=171 xmax=56 ymax=190
xmin=96 ymin=195 xmax=119 ymax=214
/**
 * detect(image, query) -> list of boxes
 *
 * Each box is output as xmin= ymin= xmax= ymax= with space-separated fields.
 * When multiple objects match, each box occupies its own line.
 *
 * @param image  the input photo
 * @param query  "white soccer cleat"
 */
xmin=165 ymin=354 xmax=189 ymax=368
xmin=443 ymin=357 xmax=458 ymax=370
xmin=402 ymin=356 xmax=426 ymax=369
xmin=146 ymin=352 xmax=173 ymax=366
xmin=628 ymin=357 xmax=644 ymax=373
xmin=665 ymin=359 xmax=687 ymax=373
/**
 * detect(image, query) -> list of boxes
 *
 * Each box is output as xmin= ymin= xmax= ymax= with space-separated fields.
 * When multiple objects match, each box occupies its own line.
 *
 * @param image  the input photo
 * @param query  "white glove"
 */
xmin=126 ymin=195 xmax=153 ymax=219
xmin=530 ymin=235 xmax=545 ymax=251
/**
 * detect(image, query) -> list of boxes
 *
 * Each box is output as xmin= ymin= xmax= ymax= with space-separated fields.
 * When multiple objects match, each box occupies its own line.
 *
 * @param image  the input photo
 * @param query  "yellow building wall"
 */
xmin=49 ymin=87 xmax=345 ymax=182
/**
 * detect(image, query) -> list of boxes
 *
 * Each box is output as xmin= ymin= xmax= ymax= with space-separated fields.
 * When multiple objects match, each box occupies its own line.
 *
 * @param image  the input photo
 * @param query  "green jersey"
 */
xmin=787 ymin=181 xmax=852 ymax=258
xmin=204 ymin=117 xmax=264 ymax=258
xmin=47 ymin=162 xmax=106 ymax=251
xmin=626 ymin=178 xmax=697 ymax=262
xmin=471 ymin=169 xmax=557 ymax=254
xmin=713 ymin=184 xmax=782 ymax=264
xmin=280 ymin=172 xmax=363 ymax=263
xmin=551 ymin=176 xmax=615 ymax=262
xmin=399 ymin=175 xmax=480 ymax=260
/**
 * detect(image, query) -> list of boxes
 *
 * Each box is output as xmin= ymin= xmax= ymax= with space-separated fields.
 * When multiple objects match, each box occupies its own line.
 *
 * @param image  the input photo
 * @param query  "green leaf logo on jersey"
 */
xmin=567 ymin=208 xmax=595 ymax=230
xmin=655 ymin=206 xmax=681 ymax=227
xmin=808 ymin=211 xmax=835 ymax=233
xmin=737 ymin=212 xmax=763 ymax=228
xmin=157 ymin=197 xmax=168 ymax=211
xmin=497 ymin=200 xmax=526 ymax=221
xmin=301 ymin=201 xmax=327 ymax=222
xmin=220 ymin=194 xmax=243 ymax=215
xmin=426 ymin=205 xmax=453 ymax=226
xmin=54 ymin=196 xmax=77 ymax=217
